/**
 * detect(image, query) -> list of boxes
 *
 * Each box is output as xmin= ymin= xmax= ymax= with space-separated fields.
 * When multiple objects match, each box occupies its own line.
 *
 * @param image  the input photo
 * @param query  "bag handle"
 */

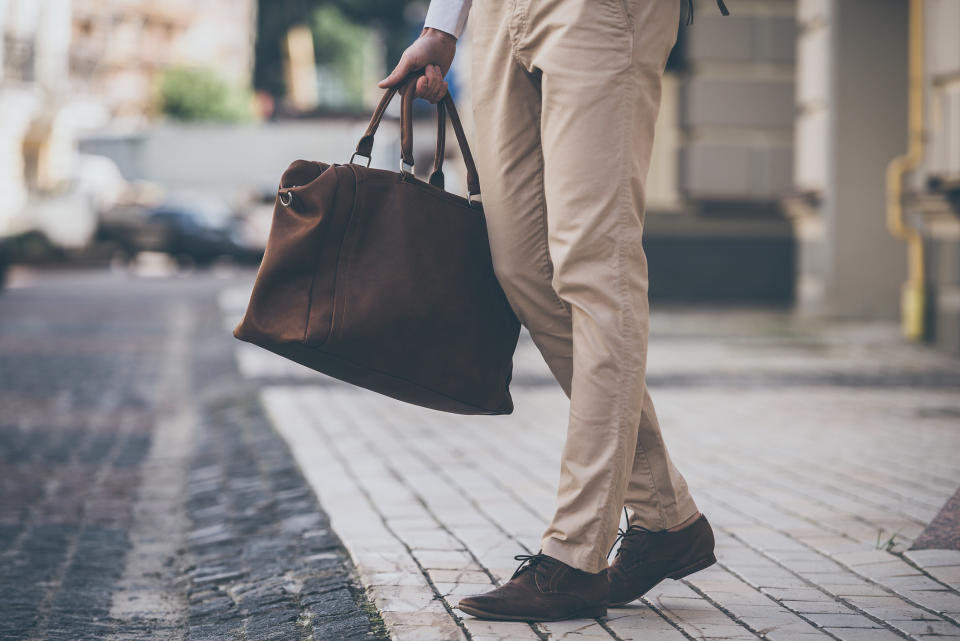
xmin=429 ymin=99 xmax=446 ymax=188
xmin=400 ymin=78 xmax=481 ymax=199
xmin=353 ymin=76 xmax=443 ymax=170
xmin=352 ymin=71 xmax=481 ymax=202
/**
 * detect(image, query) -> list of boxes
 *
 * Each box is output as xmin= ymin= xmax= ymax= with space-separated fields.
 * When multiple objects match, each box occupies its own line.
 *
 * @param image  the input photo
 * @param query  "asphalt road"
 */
xmin=0 ymin=267 xmax=388 ymax=641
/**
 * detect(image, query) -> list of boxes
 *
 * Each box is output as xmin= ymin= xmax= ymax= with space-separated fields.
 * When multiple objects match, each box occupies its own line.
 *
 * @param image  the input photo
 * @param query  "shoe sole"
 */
xmin=457 ymin=602 xmax=607 ymax=622
xmin=609 ymin=554 xmax=717 ymax=608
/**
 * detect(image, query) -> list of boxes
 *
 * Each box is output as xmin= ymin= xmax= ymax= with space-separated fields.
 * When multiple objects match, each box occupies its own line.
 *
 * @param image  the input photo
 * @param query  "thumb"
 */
xmin=379 ymin=58 xmax=413 ymax=88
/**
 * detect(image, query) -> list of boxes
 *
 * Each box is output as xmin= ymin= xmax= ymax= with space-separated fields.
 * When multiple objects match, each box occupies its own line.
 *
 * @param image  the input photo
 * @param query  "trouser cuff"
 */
xmin=541 ymin=536 xmax=608 ymax=574
xmin=628 ymin=495 xmax=701 ymax=531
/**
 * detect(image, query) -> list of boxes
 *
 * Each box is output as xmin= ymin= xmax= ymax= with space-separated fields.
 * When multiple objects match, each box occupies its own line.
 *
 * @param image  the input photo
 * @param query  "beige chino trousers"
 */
xmin=469 ymin=0 xmax=699 ymax=573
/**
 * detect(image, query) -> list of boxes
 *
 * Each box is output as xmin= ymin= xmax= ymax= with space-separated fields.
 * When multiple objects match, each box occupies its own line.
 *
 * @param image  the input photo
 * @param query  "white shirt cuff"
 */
xmin=423 ymin=0 xmax=471 ymax=39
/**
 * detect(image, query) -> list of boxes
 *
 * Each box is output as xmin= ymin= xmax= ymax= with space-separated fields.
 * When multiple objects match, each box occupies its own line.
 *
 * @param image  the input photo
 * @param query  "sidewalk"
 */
xmin=221 ymin=289 xmax=960 ymax=641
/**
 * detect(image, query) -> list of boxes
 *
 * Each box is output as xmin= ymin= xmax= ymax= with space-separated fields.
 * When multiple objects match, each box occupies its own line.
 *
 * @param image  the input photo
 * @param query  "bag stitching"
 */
xmin=326 ymin=164 xmax=365 ymax=345
xmin=303 ymin=164 xmax=342 ymax=344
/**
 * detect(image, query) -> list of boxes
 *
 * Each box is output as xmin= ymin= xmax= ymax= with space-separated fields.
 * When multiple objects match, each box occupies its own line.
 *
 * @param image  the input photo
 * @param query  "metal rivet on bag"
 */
xmin=279 ymin=190 xmax=295 ymax=207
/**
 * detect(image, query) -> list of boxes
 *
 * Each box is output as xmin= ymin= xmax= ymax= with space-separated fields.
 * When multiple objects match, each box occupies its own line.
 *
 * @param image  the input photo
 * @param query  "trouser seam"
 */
xmin=510 ymin=2 xmax=564 ymax=313
xmin=601 ymin=70 xmax=636 ymax=553
xmin=530 ymin=97 xmax=569 ymax=313
xmin=508 ymin=0 xmax=525 ymax=64
xmin=614 ymin=63 xmax=669 ymax=535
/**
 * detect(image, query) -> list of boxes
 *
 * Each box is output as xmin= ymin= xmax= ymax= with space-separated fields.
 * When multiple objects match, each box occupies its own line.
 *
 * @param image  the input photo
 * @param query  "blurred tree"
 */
xmin=254 ymin=0 xmax=423 ymax=108
xmin=311 ymin=5 xmax=370 ymax=108
xmin=158 ymin=67 xmax=254 ymax=122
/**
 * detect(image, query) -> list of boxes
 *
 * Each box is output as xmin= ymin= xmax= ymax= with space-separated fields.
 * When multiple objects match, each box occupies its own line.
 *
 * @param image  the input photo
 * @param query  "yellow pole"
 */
xmin=885 ymin=0 xmax=926 ymax=340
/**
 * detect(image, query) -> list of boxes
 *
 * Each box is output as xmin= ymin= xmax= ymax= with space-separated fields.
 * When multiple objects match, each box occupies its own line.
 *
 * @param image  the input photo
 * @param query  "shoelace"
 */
xmin=606 ymin=508 xmax=668 ymax=559
xmin=687 ymin=0 xmax=731 ymax=25
xmin=511 ymin=552 xmax=548 ymax=579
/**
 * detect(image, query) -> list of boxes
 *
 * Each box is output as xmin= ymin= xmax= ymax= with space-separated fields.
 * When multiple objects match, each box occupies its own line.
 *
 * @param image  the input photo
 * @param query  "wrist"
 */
xmin=422 ymin=27 xmax=457 ymax=43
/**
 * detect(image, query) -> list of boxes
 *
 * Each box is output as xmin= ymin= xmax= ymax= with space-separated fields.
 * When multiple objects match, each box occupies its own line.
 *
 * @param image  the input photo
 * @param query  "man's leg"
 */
xmin=458 ymin=0 xmax=696 ymax=620
xmin=458 ymin=4 xmax=609 ymax=620
xmin=467 ymin=0 xmax=574 ymax=391
xmin=510 ymin=0 xmax=696 ymax=573
xmin=470 ymin=0 xmax=698 ymax=574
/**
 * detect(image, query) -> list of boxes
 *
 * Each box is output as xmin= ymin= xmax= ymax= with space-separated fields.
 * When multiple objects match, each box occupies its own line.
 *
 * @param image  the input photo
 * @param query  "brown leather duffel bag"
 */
xmin=234 ymin=76 xmax=520 ymax=414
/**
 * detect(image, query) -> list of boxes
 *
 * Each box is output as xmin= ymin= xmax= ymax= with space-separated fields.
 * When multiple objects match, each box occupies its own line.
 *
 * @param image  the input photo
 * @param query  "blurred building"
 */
xmin=790 ymin=0 xmax=909 ymax=322
xmin=0 ymin=0 xmax=72 ymax=237
xmin=643 ymin=0 xmax=797 ymax=304
xmin=70 ymin=0 xmax=256 ymax=125
xmin=621 ymin=0 xmax=959 ymax=354
xmin=789 ymin=0 xmax=960 ymax=354
xmin=910 ymin=0 xmax=960 ymax=353
xmin=0 ymin=0 xmax=256 ymax=248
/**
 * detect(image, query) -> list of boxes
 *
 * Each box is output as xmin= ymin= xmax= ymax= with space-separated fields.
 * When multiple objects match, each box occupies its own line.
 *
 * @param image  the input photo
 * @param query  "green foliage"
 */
xmin=254 ymin=0 xmax=423 ymax=100
xmin=157 ymin=66 xmax=253 ymax=122
xmin=327 ymin=0 xmax=424 ymax=75
xmin=311 ymin=5 xmax=373 ymax=108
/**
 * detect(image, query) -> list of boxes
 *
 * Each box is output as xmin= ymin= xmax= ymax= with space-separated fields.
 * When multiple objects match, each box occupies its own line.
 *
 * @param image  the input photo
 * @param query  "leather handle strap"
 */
xmin=355 ymin=70 xmax=481 ymax=198
xmin=399 ymin=78 xmax=418 ymax=168
xmin=401 ymin=78 xmax=450 ymax=183
xmin=440 ymin=92 xmax=481 ymax=196
xmin=354 ymin=81 xmax=403 ymax=159
xmin=429 ymin=100 xmax=446 ymax=188
xmin=355 ymin=71 xmax=442 ymax=170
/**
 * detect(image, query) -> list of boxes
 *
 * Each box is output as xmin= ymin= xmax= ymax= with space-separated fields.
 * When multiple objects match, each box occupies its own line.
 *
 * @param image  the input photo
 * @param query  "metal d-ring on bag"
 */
xmin=234 ymin=71 xmax=521 ymax=415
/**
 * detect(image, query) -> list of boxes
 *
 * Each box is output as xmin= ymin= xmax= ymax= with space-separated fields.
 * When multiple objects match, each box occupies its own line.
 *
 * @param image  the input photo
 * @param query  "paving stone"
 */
xmin=781 ymin=600 xmax=854 ymax=614
xmin=888 ymin=619 xmax=960 ymax=635
xmin=412 ymin=550 xmax=481 ymax=571
xmin=470 ymin=637 xmax=547 ymax=641
xmin=905 ymin=590 xmax=960 ymax=615
xmin=819 ymin=583 xmax=891 ymax=597
xmin=763 ymin=632 xmax=834 ymax=641
xmin=386 ymin=624 xmax=467 ymax=641
xmin=435 ymin=583 xmax=494 ymax=598
xmin=928 ymin=566 xmax=960 ymax=584
xmin=803 ymin=613 xmax=881 ymax=628
xmin=427 ymin=569 xmax=494 ymax=584
xmin=907 ymin=550 xmax=960 ymax=568
xmin=459 ymin=619 xmax=540 ymax=639
xmin=822 ymin=628 xmax=904 ymax=641
xmin=762 ymin=588 xmax=832 ymax=601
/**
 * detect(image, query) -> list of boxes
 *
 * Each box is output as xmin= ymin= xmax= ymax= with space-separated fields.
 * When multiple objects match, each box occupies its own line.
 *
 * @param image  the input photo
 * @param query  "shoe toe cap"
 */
xmin=457 ymin=593 xmax=492 ymax=611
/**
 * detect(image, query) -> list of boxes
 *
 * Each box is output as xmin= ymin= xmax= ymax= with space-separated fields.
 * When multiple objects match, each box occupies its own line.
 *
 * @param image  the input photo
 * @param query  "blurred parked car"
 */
xmin=98 ymin=192 xmax=263 ymax=266
xmin=0 ymin=239 xmax=8 ymax=289
xmin=0 ymin=154 xmax=128 ymax=276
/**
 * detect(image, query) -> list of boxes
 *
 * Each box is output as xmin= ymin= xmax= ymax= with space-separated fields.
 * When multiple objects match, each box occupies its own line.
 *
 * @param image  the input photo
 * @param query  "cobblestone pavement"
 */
xmin=219 ymin=286 xmax=960 ymax=641
xmin=0 ymin=269 xmax=387 ymax=641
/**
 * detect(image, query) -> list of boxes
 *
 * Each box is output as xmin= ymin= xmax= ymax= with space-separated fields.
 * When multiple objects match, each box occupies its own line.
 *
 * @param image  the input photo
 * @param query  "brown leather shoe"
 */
xmin=457 ymin=553 xmax=608 ymax=621
xmin=608 ymin=514 xmax=717 ymax=607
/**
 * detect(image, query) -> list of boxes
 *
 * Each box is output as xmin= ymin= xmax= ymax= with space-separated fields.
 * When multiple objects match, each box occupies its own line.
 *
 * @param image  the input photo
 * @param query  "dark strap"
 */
xmin=687 ymin=0 xmax=731 ymax=25
xmin=429 ymin=101 xmax=446 ymax=188
xmin=355 ymin=83 xmax=401 ymax=159
xmin=356 ymin=70 xmax=481 ymax=198
xmin=354 ymin=73 xmax=447 ymax=183
xmin=439 ymin=92 xmax=481 ymax=197
xmin=399 ymin=78 xmax=417 ymax=168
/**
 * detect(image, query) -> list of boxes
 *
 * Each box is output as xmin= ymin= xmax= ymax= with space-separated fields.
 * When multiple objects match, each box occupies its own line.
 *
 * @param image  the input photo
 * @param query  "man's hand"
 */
xmin=378 ymin=28 xmax=456 ymax=103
